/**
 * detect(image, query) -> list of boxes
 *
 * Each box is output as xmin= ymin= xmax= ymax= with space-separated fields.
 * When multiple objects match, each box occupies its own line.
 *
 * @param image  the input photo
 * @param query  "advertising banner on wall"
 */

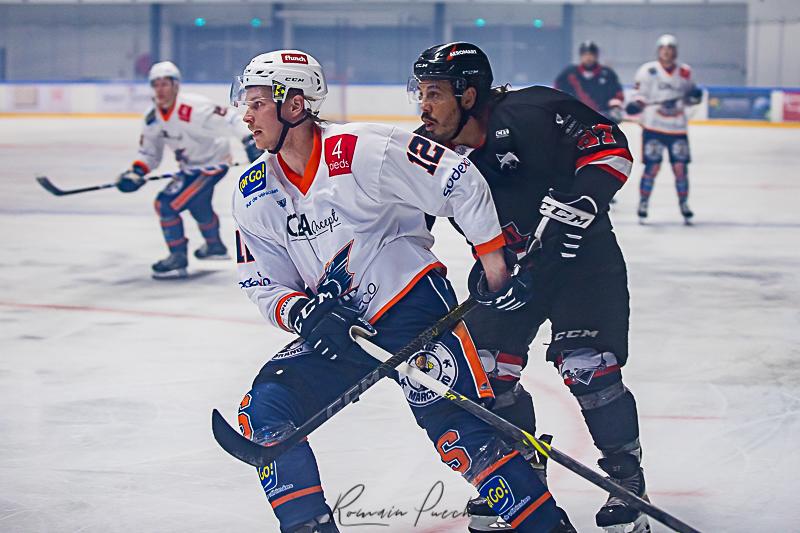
xmin=707 ymin=88 xmax=771 ymax=120
xmin=782 ymin=91 xmax=800 ymax=122
xmin=5 ymin=84 xmax=71 ymax=113
xmin=96 ymin=84 xmax=153 ymax=114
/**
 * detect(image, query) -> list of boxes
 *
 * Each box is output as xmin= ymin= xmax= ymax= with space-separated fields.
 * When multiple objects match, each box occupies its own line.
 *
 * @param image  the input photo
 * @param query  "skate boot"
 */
xmin=596 ymin=453 xmax=651 ymax=533
xmin=679 ymin=200 xmax=694 ymax=225
xmin=637 ymin=198 xmax=648 ymax=223
xmin=288 ymin=511 xmax=339 ymax=533
xmin=151 ymin=251 xmax=188 ymax=279
xmin=194 ymin=241 xmax=228 ymax=260
xmin=467 ymin=435 xmax=576 ymax=533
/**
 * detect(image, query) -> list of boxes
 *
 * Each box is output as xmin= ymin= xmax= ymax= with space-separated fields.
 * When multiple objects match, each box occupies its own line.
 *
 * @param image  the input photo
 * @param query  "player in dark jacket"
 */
xmin=409 ymin=42 xmax=650 ymax=533
xmin=555 ymin=41 xmax=624 ymax=123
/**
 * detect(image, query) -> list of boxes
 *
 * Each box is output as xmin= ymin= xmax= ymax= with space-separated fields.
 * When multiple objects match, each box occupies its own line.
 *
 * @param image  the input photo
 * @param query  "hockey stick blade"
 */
xmin=211 ymin=297 xmax=479 ymax=468
xmin=35 ymin=176 xmax=107 ymax=196
xmin=354 ymin=336 xmax=702 ymax=533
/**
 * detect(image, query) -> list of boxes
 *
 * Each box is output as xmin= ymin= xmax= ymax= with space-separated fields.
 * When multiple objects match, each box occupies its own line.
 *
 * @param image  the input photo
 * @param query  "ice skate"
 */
xmin=288 ymin=512 xmax=340 ymax=533
xmin=679 ymin=200 xmax=693 ymax=225
xmin=637 ymin=198 xmax=648 ymax=224
xmin=596 ymin=453 xmax=651 ymax=533
xmin=151 ymin=251 xmax=188 ymax=279
xmin=194 ymin=241 xmax=228 ymax=260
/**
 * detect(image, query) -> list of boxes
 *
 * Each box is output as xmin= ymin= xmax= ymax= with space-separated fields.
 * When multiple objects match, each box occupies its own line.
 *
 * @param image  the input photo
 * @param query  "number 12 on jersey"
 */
xmin=407 ymin=135 xmax=445 ymax=175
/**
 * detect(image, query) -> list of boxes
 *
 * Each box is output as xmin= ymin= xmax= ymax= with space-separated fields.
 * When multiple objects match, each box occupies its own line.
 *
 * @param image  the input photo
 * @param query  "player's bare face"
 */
xmin=580 ymin=52 xmax=598 ymax=69
xmin=419 ymin=81 xmax=461 ymax=144
xmin=151 ymin=78 xmax=178 ymax=111
xmin=242 ymin=87 xmax=281 ymax=151
xmin=658 ymin=46 xmax=677 ymax=66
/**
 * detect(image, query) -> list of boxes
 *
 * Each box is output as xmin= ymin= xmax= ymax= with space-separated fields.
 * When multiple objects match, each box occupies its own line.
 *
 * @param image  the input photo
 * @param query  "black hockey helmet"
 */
xmin=579 ymin=40 xmax=599 ymax=56
xmin=409 ymin=42 xmax=493 ymax=108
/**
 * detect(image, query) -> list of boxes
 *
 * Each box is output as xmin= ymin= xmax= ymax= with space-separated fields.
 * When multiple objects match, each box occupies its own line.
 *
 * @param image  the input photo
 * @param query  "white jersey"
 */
xmin=632 ymin=61 xmax=695 ymax=134
xmin=234 ymin=122 xmax=504 ymax=332
xmin=133 ymin=92 xmax=251 ymax=172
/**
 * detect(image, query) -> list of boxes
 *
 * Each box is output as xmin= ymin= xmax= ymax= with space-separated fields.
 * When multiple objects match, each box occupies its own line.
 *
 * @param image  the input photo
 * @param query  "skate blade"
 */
xmin=196 ymin=254 xmax=230 ymax=261
xmin=152 ymin=268 xmax=189 ymax=280
xmin=601 ymin=514 xmax=651 ymax=533
xmin=468 ymin=516 xmax=513 ymax=532
xmin=683 ymin=218 xmax=693 ymax=226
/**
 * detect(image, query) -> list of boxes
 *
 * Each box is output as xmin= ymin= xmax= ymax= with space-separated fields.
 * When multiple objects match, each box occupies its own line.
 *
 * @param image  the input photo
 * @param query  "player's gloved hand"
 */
xmin=624 ymin=101 xmax=644 ymax=115
xmin=468 ymin=250 xmax=534 ymax=312
xmin=607 ymin=106 xmax=623 ymax=124
xmin=684 ymin=85 xmax=703 ymax=105
xmin=243 ymin=135 xmax=264 ymax=163
xmin=535 ymin=189 xmax=598 ymax=263
xmin=116 ymin=166 xmax=147 ymax=193
xmin=290 ymin=291 xmax=376 ymax=361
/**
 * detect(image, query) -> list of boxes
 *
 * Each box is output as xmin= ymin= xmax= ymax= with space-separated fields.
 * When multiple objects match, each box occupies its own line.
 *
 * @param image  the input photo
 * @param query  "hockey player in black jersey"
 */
xmin=555 ymin=41 xmax=624 ymax=123
xmin=409 ymin=42 xmax=650 ymax=533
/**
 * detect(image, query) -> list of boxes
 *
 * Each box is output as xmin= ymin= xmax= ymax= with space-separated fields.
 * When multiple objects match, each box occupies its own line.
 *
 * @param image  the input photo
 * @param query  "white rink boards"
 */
xmin=1 ymin=116 xmax=799 ymax=532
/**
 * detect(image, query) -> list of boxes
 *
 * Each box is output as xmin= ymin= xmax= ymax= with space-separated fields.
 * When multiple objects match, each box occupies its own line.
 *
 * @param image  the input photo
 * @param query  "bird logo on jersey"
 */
xmin=317 ymin=240 xmax=355 ymax=297
xmin=496 ymin=152 xmax=520 ymax=171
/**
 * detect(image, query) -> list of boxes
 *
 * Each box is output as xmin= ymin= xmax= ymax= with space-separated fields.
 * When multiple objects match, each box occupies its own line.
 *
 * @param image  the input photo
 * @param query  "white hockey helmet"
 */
xmin=230 ymin=50 xmax=327 ymax=115
xmin=148 ymin=61 xmax=181 ymax=83
xmin=656 ymin=34 xmax=678 ymax=50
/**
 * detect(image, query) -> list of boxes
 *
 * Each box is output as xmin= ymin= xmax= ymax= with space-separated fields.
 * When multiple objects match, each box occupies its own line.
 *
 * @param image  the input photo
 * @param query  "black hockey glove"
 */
xmin=534 ymin=189 xmax=598 ymax=263
xmin=468 ymin=251 xmax=534 ymax=312
xmin=243 ymin=135 xmax=264 ymax=163
xmin=624 ymin=101 xmax=644 ymax=115
xmin=116 ymin=165 xmax=147 ymax=193
xmin=290 ymin=291 xmax=376 ymax=361
xmin=684 ymin=85 xmax=703 ymax=105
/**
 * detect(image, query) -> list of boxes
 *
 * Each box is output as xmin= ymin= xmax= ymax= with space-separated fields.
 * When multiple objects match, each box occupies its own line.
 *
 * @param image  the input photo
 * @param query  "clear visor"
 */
xmin=230 ymin=76 xmax=288 ymax=108
xmin=406 ymin=76 xmax=466 ymax=104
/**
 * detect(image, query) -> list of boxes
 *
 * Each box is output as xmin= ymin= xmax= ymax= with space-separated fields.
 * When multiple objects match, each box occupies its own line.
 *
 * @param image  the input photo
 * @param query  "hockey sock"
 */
xmin=198 ymin=213 xmax=222 ymax=244
xmin=673 ymin=163 xmax=689 ymax=200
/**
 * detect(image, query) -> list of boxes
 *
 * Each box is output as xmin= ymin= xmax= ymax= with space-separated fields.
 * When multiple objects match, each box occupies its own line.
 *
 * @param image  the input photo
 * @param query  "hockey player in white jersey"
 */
xmin=116 ymin=61 xmax=263 ymax=277
xmin=228 ymin=50 xmax=575 ymax=533
xmin=625 ymin=35 xmax=703 ymax=224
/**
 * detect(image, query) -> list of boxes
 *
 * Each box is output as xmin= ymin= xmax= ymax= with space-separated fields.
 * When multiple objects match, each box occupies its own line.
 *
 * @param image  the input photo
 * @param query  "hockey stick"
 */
xmin=211 ymin=297 xmax=480 ymax=468
xmin=353 ymin=336 xmax=702 ymax=533
xmin=35 ymin=162 xmax=242 ymax=197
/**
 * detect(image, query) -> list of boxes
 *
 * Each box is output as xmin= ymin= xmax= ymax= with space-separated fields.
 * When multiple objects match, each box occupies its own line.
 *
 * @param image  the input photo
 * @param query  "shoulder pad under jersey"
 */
xmin=648 ymin=67 xmax=658 ymax=76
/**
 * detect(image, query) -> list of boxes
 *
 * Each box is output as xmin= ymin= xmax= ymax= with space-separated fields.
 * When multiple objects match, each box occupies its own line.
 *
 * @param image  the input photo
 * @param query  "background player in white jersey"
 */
xmin=116 ymin=61 xmax=263 ymax=278
xmin=228 ymin=50 xmax=575 ymax=533
xmin=625 ymin=35 xmax=703 ymax=224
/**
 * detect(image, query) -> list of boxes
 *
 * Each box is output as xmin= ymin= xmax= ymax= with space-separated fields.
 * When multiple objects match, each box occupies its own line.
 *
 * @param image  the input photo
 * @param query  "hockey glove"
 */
xmin=534 ymin=189 xmax=598 ymax=263
xmin=116 ymin=165 xmax=147 ymax=193
xmin=290 ymin=291 xmax=376 ymax=361
xmin=243 ymin=135 xmax=264 ymax=163
xmin=468 ymin=252 xmax=534 ymax=312
xmin=624 ymin=101 xmax=644 ymax=115
xmin=684 ymin=85 xmax=703 ymax=106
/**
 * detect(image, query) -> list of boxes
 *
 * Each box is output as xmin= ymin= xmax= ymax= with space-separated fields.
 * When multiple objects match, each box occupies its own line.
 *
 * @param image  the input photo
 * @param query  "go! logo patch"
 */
xmin=239 ymin=161 xmax=267 ymax=198
xmin=480 ymin=475 xmax=515 ymax=517
xmin=259 ymin=461 xmax=278 ymax=492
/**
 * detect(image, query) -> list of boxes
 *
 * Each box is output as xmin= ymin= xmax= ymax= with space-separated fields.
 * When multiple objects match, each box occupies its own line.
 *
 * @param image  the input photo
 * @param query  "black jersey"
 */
xmin=422 ymin=85 xmax=632 ymax=256
xmin=554 ymin=64 xmax=624 ymax=116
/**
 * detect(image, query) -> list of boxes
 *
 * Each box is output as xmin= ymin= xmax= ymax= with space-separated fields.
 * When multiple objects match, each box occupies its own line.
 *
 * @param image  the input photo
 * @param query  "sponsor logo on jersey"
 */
xmin=496 ymin=152 xmax=519 ymax=171
xmin=399 ymin=343 xmax=458 ymax=407
xmin=238 ymin=271 xmax=271 ymax=289
xmin=553 ymin=329 xmax=599 ymax=341
xmin=324 ymin=134 xmax=358 ymax=177
xmin=177 ymin=104 xmax=192 ymax=122
xmin=286 ymin=208 xmax=341 ymax=240
xmin=239 ymin=161 xmax=267 ymax=198
xmin=442 ymin=158 xmax=472 ymax=197
xmin=282 ymin=53 xmax=308 ymax=64
xmin=494 ymin=128 xmax=510 ymax=139
xmin=259 ymin=462 xmax=278 ymax=492
xmin=273 ymin=338 xmax=313 ymax=360
xmin=480 ymin=475 xmax=515 ymax=518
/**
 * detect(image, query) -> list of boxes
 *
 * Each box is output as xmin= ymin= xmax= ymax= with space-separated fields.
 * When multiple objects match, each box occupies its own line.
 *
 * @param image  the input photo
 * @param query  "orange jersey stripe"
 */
xmin=510 ymin=491 xmax=552 ymax=529
xmin=453 ymin=321 xmax=493 ymax=400
xmin=270 ymin=485 xmax=323 ymax=509
xmin=274 ymin=291 xmax=306 ymax=332
xmin=368 ymin=262 xmax=445 ymax=325
xmin=473 ymin=233 xmax=506 ymax=257
xmin=170 ymin=178 xmax=207 ymax=211
xmin=472 ymin=450 xmax=520 ymax=486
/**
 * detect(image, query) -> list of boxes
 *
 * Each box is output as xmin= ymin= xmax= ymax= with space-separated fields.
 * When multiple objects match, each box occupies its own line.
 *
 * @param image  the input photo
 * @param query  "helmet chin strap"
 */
xmin=447 ymin=96 xmax=473 ymax=144
xmin=268 ymin=100 xmax=311 ymax=155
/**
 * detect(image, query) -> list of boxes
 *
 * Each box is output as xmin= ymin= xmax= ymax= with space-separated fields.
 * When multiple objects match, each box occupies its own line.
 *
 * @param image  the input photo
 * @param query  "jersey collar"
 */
xmin=158 ymin=101 xmax=176 ymax=122
xmin=277 ymin=125 xmax=321 ymax=196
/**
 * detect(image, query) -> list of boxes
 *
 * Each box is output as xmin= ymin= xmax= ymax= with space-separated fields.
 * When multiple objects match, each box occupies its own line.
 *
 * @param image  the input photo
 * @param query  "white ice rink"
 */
xmin=1 ymin=117 xmax=799 ymax=532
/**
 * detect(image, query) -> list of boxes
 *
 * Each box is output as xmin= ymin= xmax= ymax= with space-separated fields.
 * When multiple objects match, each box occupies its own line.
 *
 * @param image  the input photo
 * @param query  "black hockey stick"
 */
xmin=35 ymin=162 xmax=242 ymax=197
xmin=354 ymin=336 xmax=702 ymax=533
xmin=211 ymin=297 xmax=479 ymax=469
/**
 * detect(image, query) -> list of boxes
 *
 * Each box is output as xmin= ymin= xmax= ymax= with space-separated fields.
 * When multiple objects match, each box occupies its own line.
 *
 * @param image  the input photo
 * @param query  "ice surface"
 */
xmin=1 ymin=117 xmax=799 ymax=532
